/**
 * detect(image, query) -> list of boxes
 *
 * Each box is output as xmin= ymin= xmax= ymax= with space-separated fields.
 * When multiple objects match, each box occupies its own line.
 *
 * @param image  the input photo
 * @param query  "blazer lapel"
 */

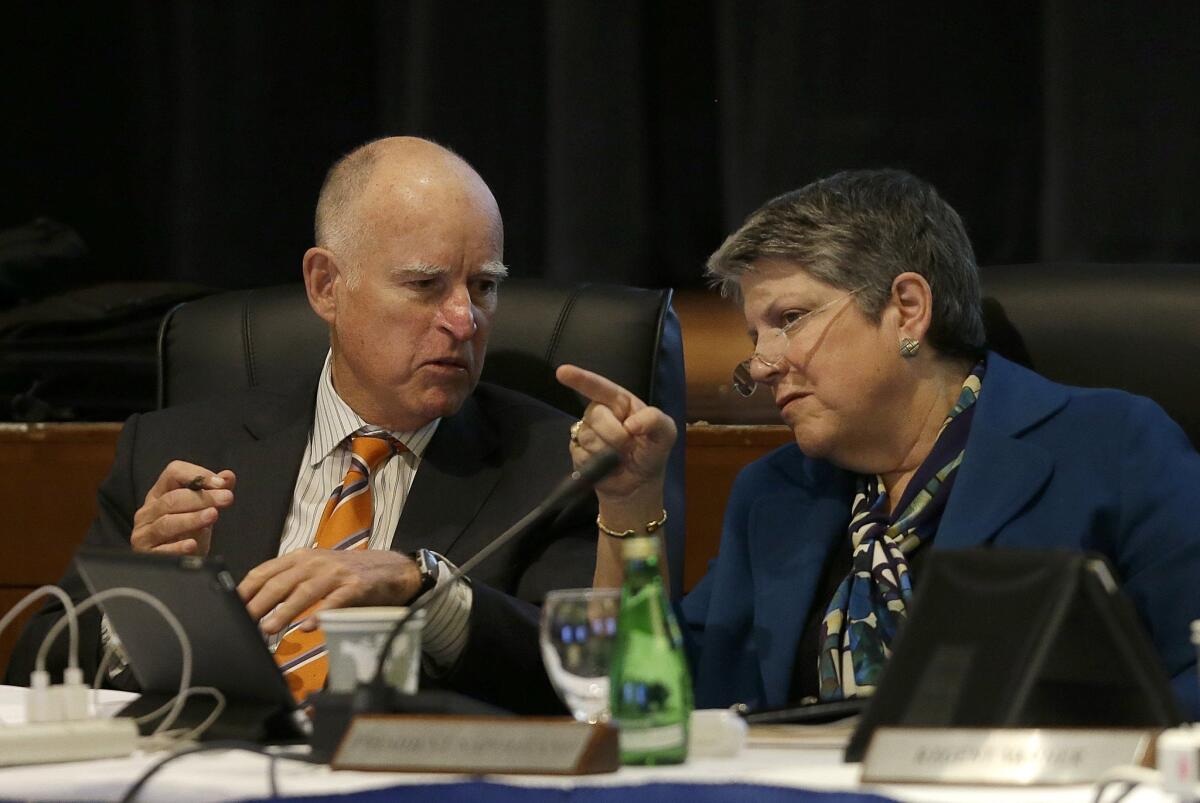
xmin=938 ymin=427 xmax=1054 ymax=548
xmin=211 ymin=386 xmax=316 ymax=581
xmin=749 ymin=453 xmax=854 ymax=707
xmin=393 ymin=395 xmax=502 ymax=558
xmin=739 ymin=355 xmax=1069 ymax=704
xmin=938 ymin=354 xmax=1067 ymax=549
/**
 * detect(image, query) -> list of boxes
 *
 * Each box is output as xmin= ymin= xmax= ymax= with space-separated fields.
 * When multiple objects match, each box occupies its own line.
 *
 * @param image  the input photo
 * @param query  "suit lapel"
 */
xmin=938 ymin=425 xmax=1053 ymax=548
xmin=210 ymin=386 xmax=316 ymax=581
xmin=749 ymin=453 xmax=854 ymax=707
xmin=938 ymin=354 xmax=1068 ymax=549
xmin=393 ymin=395 xmax=502 ymax=558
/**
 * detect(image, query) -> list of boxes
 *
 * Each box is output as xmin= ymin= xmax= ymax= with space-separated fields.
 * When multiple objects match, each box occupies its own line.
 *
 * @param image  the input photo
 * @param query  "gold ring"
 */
xmin=570 ymin=419 xmax=584 ymax=445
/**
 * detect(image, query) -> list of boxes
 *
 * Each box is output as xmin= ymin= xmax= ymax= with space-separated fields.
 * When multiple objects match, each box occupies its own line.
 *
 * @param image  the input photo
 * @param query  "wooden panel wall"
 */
xmin=683 ymin=424 xmax=793 ymax=590
xmin=0 ymin=424 xmax=121 ymax=675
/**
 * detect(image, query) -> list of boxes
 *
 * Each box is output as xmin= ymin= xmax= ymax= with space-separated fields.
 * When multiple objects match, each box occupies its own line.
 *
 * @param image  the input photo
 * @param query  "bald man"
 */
xmin=6 ymin=138 xmax=596 ymax=714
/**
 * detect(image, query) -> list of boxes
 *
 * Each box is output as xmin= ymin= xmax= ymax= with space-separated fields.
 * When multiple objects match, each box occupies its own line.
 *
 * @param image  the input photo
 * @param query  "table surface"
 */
xmin=0 ymin=686 xmax=1164 ymax=803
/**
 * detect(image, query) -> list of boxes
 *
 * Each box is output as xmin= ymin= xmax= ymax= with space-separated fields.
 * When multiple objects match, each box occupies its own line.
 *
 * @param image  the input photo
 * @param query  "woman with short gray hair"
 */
xmin=707 ymin=169 xmax=985 ymax=361
xmin=557 ymin=168 xmax=1200 ymax=718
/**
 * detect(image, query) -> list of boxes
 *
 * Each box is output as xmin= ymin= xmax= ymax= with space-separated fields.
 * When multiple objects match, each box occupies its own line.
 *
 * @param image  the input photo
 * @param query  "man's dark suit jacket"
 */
xmin=5 ymin=379 xmax=596 ymax=714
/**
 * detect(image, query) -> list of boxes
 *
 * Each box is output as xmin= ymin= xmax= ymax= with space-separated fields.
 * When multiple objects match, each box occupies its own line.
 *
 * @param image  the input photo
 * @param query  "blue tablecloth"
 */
xmin=254 ymin=781 xmax=893 ymax=803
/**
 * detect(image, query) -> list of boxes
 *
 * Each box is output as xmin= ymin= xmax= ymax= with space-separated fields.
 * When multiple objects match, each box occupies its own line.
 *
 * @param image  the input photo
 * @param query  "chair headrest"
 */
xmin=982 ymin=263 xmax=1200 ymax=448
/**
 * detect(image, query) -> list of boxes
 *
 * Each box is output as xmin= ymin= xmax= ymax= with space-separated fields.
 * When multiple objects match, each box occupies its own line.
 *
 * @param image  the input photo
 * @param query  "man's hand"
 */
xmin=131 ymin=461 xmax=237 ymax=557
xmin=239 ymin=549 xmax=423 ymax=635
xmin=555 ymin=364 xmax=676 ymax=504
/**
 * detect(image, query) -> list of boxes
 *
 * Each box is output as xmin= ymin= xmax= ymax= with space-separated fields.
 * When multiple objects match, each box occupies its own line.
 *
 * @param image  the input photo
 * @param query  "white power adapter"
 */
xmin=26 ymin=668 xmax=91 ymax=723
xmin=26 ymin=669 xmax=59 ymax=723
xmin=10 ymin=668 xmax=138 ymax=767
xmin=0 ymin=718 xmax=139 ymax=767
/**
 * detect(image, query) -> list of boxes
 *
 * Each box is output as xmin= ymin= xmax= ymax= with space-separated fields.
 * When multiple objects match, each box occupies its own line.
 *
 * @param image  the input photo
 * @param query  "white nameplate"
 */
xmin=862 ymin=727 xmax=1155 ymax=785
xmin=332 ymin=714 xmax=619 ymax=775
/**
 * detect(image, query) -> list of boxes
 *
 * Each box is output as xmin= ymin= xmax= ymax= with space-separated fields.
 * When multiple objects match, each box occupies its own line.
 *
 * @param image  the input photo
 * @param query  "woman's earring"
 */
xmin=899 ymin=338 xmax=921 ymax=358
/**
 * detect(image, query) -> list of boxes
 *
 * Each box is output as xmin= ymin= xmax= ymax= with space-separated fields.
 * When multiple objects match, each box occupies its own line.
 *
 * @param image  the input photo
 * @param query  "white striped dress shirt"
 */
xmin=104 ymin=353 xmax=474 ymax=682
xmin=272 ymin=352 xmax=473 ymax=672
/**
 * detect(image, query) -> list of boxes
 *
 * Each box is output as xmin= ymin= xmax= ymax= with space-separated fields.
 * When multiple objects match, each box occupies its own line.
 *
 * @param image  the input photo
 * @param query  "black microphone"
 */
xmin=348 ymin=448 xmax=621 ymax=717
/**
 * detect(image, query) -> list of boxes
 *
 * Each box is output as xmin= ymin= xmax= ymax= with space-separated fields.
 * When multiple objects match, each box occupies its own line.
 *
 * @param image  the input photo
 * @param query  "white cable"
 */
xmin=136 ymin=686 xmax=227 ymax=750
xmin=38 ymin=587 xmax=192 ymax=736
xmin=94 ymin=642 xmax=121 ymax=690
xmin=162 ymin=686 xmax=225 ymax=743
xmin=1092 ymin=764 xmax=1162 ymax=803
xmin=91 ymin=641 xmax=125 ymax=720
xmin=131 ymin=684 xmax=222 ymax=728
xmin=0 ymin=585 xmax=80 ymax=673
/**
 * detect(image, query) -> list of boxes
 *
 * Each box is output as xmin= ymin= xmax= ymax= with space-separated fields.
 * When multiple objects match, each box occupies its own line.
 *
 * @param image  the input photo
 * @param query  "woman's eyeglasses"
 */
xmin=732 ymin=287 xmax=866 ymax=397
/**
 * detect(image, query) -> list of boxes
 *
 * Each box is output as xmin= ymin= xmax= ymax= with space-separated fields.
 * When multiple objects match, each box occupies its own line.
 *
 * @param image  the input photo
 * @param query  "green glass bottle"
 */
xmin=609 ymin=534 xmax=693 ymax=765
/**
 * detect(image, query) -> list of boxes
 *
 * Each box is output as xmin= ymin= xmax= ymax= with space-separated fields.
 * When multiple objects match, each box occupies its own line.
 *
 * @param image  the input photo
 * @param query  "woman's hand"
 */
xmin=555 ymin=364 xmax=676 ymax=505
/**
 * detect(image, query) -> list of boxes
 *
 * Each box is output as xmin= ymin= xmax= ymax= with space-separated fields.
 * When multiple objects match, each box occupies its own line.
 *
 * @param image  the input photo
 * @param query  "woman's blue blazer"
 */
xmin=680 ymin=353 xmax=1200 ymax=719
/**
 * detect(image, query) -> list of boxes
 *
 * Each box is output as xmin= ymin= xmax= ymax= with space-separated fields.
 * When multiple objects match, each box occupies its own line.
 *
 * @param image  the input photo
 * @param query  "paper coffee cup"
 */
xmin=317 ymin=606 xmax=426 ymax=693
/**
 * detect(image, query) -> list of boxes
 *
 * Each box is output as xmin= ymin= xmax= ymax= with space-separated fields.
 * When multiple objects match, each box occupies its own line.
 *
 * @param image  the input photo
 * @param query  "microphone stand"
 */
xmin=310 ymin=449 xmax=620 ymax=757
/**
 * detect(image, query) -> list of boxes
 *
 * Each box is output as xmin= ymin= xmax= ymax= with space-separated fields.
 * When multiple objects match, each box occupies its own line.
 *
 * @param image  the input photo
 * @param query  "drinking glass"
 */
xmin=317 ymin=607 xmax=425 ymax=693
xmin=539 ymin=587 xmax=620 ymax=723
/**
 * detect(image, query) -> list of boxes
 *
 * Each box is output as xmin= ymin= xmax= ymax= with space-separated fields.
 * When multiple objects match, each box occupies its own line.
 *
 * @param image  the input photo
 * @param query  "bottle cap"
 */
xmin=621 ymin=535 xmax=659 ymax=560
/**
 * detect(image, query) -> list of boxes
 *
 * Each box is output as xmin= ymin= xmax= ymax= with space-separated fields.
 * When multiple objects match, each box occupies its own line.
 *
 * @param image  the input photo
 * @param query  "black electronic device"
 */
xmin=740 ymin=698 xmax=865 ymax=726
xmin=74 ymin=548 xmax=306 ymax=743
xmin=844 ymin=549 xmax=1182 ymax=761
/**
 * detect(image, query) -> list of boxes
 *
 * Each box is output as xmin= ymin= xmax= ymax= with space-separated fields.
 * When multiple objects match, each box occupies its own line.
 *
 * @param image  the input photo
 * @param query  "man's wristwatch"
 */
xmin=411 ymin=548 xmax=441 ymax=599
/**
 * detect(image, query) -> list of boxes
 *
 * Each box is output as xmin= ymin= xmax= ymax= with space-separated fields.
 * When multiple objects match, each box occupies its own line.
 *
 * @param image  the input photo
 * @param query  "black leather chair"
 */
xmin=982 ymin=263 xmax=1200 ymax=449
xmin=156 ymin=280 xmax=688 ymax=593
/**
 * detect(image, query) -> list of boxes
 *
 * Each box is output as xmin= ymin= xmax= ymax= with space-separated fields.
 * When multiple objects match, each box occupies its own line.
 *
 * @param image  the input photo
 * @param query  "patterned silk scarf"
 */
xmin=816 ymin=363 xmax=985 ymax=701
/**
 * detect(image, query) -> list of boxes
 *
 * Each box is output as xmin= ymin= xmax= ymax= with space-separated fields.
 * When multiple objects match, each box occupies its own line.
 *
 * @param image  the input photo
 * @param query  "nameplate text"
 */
xmin=332 ymin=714 xmax=619 ymax=775
xmin=862 ymin=727 xmax=1154 ymax=785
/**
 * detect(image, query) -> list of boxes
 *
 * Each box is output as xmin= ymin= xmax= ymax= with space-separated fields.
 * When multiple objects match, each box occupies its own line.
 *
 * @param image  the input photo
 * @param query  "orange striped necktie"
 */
xmin=274 ymin=427 xmax=407 ymax=702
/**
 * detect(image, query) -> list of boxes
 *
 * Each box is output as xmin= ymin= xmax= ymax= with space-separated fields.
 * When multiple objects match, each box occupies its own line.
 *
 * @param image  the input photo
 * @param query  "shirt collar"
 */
xmin=309 ymin=351 xmax=440 ymax=466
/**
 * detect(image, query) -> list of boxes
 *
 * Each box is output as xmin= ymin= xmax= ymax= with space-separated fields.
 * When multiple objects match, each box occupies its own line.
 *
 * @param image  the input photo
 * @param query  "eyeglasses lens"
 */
xmin=732 ymin=361 xmax=755 ymax=397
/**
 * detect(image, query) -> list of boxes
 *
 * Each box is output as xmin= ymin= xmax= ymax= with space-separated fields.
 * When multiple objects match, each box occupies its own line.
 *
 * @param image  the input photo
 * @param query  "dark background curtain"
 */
xmin=3 ymin=1 xmax=1197 ymax=293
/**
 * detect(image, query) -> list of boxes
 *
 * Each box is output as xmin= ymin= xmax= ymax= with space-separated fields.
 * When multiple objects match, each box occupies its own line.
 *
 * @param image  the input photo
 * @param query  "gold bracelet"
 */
xmin=596 ymin=509 xmax=668 ymax=538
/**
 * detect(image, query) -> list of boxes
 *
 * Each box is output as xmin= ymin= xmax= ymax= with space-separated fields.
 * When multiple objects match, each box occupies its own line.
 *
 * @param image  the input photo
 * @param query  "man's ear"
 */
xmin=889 ymin=271 xmax=934 ymax=343
xmin=302 ymin=247 xmax=339 ymax=325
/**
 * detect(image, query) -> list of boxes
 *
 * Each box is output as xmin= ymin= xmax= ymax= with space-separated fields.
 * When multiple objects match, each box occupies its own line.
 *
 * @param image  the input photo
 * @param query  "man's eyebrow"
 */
xmin=390 ymin=262 xmax=446 ymax=277
xmin=479 ymin=260 xmax=509 ymax=279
